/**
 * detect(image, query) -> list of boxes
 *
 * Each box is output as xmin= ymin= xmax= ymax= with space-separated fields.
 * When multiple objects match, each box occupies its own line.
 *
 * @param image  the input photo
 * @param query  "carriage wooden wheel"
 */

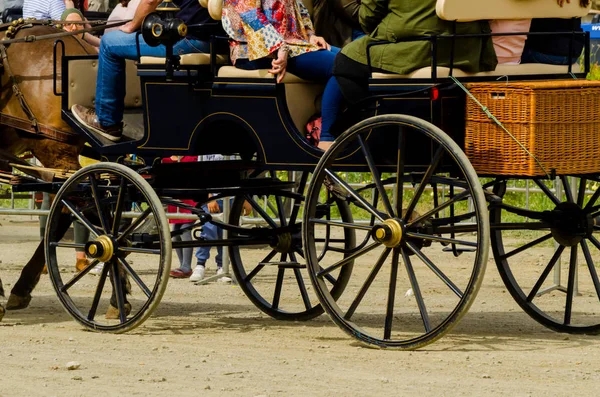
xmin=228 ymin=171 xmax=355 ymax=321
xmin=490 ymin=176 xmax=600 ymax=334
xmin=303 ymin=115 xmax=490 ymax=349
xmin=45 ymin=163 xmax=171 ymax=333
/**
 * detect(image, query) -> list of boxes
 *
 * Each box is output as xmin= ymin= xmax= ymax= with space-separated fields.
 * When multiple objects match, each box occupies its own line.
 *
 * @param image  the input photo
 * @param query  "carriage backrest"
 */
xmin=436 ymin=0 xmax=591 ymax=21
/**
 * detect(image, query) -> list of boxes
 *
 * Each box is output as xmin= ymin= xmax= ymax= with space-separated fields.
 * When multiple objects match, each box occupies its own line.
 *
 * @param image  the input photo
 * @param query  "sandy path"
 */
xmin=1 ymin=216 xmax=599 ymax=396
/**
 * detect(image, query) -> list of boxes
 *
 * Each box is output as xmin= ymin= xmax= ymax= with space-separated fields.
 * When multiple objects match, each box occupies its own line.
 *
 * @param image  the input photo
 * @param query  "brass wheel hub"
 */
xmin=85 ymin=235 xmax=115 ymax=263
xmin=271 ymin=232 xmax=292 ymax=253
xmin=373 ymin=219 xmax=403 ymax=248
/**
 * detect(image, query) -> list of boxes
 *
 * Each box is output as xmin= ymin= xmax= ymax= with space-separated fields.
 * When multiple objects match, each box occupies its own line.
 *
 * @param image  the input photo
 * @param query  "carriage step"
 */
xmin=259 ymin=261 xmax=305 ymax=269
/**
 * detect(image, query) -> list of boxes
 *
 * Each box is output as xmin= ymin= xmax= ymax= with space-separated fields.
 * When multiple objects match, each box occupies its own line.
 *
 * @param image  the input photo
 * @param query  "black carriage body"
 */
xmin=59 ymin=54 xmax=465 ymax=174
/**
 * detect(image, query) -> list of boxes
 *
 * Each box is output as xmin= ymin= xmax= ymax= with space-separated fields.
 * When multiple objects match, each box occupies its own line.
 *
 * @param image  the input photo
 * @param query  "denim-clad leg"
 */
xmin=194 ymin=203 xmax=223 ymax=268
xmin=286 ymin=47 xmax=342 ymax=142
xmin=96 ymin=31 xmax=210 ymax=127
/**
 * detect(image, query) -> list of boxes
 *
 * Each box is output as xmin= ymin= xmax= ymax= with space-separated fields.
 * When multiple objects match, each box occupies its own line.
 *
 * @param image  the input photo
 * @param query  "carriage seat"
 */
xmin=371 ymin=63 xmax=581 ymax=79
xmin=218 ymin=66 xmax=321 ymax=133
xmin=139 ymin=53 xmax=229 ymax=65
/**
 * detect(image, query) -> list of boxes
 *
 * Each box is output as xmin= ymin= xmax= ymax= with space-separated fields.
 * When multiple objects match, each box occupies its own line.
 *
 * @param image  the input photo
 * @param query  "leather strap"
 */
xmin=0 ymin=112 xmax=78 ymax=143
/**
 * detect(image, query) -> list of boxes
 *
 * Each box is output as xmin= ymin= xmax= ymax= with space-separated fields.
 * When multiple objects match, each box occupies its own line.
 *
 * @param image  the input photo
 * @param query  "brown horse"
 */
xmin=0 ymin=24 xmax=93 ymax=320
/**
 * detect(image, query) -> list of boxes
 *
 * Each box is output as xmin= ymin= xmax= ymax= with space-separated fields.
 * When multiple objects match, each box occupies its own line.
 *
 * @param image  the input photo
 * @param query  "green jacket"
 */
xmin=341 ymin=0 xmax=497 ymax=75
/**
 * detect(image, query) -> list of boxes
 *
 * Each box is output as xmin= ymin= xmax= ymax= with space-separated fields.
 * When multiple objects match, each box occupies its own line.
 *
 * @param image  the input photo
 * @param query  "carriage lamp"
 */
xmin=141 ymin=0 xmax=188 ymax=79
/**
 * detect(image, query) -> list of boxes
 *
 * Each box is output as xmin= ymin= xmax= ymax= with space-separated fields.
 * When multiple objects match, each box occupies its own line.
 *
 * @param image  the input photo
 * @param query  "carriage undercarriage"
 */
xmin=6 ymin=0 xmax=600 ymax=350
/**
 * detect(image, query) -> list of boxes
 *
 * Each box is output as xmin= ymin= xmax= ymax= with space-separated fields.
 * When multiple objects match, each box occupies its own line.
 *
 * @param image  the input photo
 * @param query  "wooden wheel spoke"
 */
xmin=585 ymin=186 xmax=600 ymax=210
xmin=112 ymin=177 xmax=128 ymax=236
xmin=324 ymin=169 xmax=385 ymax=222
xmin=316 ymin=242 xmax=380 ymax=277
xmin=500 ymin=233 xmax=553 ymax=260
xmin=50 ymin=242 xmax=87 ymax=250
xmin=406 ymin=242 xmax=463 ymax=298
xmin=87 ymin=261 xmax=110 ymax=321
xmin=117 ymin=257 xmax=151 ymax=298
xmin=358 ymin=135 xmax=395 ymax=217
xmin=395 ymin=129 xmax=406 ymax=220
xmin=564 ymin=247 xmax=578 ymax=325
xmin=344 ymin=248 xmax=391 ymax=320
xmin=403 ymin=146 xmax=444 ymax=223
xmin=293 ymin=267 xmax=312 ymax=311
xmin=407 ymin=190 xmax=471 ymax=228
xmin=384 ymin=249 xmax=400 ymax=340
xmin=577 ymin=178 xmax=587 ymax=207
xmin=118 ymin=246 xmax=161 ymax=255
xmin=61 ymin=199 xmax=100 ymax=237
xmin=245 ymin=250 xmax=277 ymax=282
xmin=401 ymin=248 xmax=431 ymax=333
xmin=272 ymin=264 xmax=285 ymax=310
xmin=60 ymin=259 xmax=100 ymax=292
xmin=581 ymin=240 xmax=600 ymax=302
xmin=110 ymin=260 xmax=128 ymax=324
xmin=309 ymin=218 xmax=372 ymax=231
xmin=117 ymin=207 xmax=153 ymax=242
xmin=405 ymin=232 xmax=477 ymax=248
xmin=526 ymin=245 xmax=565 ymax=302
xmin=245 ymin=194 xmax=278 ymax=228
xmin=534 ymin=179 xmax=561 ymax=206
xmin=560 ymin=176 xmax=575 ymax=204
xmin=89 ymin=174 xmax=110 ymax=234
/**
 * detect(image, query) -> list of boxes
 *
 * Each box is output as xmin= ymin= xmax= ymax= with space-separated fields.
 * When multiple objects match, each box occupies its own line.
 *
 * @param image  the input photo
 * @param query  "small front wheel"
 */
xmin=45 ymin=163 xmax=171 ymax=333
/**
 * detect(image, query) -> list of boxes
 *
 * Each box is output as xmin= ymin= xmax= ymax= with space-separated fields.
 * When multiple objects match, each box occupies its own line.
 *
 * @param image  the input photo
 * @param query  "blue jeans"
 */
xmin=236 ymin=47 xmax=343 ymax=142
xmin=195 ymin=202 xmax=223 ymax=268
xmin=521 ymin=48 xmax=579 ymax=66
xmin=96 ymin=31 xmax=210 ymax=127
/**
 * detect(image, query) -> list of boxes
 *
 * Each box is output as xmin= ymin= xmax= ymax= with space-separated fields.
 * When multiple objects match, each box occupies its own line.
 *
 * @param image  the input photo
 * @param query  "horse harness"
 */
xmin=0 ymin=18 xmax=125 ymax=143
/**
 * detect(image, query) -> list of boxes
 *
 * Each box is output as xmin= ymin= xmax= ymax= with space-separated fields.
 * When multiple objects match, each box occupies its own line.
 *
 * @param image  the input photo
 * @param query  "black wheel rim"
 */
xmin=491 ymin=176 xmax=600 ymax=333
xmin=45 ymin=163 xmax=171 ymax=332
xmin=303 ymin=115 xmax=489 ymax=349
xmin=229 ymin=171 xmax=356 ymax=321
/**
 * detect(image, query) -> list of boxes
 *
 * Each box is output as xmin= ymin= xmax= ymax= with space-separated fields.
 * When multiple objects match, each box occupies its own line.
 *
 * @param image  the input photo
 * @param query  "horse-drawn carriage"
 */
xmin=4 ymin=0 xmax=600 ymax=350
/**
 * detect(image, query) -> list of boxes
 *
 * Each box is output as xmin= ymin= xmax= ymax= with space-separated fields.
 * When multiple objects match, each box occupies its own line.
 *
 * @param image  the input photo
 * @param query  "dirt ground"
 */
xmin=1 ymin=215 xmax=600 ymax=397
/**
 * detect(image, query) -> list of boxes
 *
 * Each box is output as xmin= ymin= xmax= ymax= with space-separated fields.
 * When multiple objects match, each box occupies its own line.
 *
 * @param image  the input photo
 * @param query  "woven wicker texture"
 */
xmin=465 ymin=79 xmax=600 ymax=176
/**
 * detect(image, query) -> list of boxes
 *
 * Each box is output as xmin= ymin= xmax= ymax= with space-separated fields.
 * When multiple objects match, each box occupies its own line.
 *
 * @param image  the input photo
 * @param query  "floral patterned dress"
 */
xmin=222 ymin=0 xmax=319 ymax=63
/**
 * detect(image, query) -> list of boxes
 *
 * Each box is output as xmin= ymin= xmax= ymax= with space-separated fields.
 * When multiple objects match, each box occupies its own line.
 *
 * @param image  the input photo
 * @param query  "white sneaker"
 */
xmin=190 ymin=265 xmax=206 ymax=282
xmin=216 ymin=267 xmax=224 ymax=276
xmin=90 ymin=263 xmax=104 ymax=275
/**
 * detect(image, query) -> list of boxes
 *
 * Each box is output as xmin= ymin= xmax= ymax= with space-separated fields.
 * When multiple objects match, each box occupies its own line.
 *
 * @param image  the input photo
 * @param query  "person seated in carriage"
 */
xmin=221 ymin=0 xmax=343 ymax=150
xmin=23 ymin=0 xmax=74 ymax=20
xmin=521 ymin=0 xmax=590 ymax=65
xmin=333 ymin=0 xmax=498 ymax=105
xmin=71 ymin=0 xmax=219 ymax=142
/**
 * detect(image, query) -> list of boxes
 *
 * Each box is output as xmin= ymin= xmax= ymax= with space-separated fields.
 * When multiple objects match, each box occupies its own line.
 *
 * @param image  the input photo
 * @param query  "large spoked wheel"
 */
xmin=303 ymin=114 xmax=489 ymax=349
xmin=45 ymin=163 xmax=171 ymax=333
xmin=491 ymin=176 xmax=600 ymax=333
xmin=229 ymin=172 xmax=356 ymax=321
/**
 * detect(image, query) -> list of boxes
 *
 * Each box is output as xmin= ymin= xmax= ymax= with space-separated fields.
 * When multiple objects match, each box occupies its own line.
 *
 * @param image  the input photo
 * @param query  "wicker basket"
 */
xmin=465 ymin=79 xmax=600 ymax=176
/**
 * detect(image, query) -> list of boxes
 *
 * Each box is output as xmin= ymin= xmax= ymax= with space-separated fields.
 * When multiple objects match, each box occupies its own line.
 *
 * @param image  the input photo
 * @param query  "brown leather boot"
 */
xmin=71 ymin=104 xmax=123 ymax=141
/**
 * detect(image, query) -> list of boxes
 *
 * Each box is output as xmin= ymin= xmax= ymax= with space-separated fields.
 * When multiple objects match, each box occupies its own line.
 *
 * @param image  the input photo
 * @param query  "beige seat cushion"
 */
xmin=217 ymin=66 xmax=309 ymax=83
xmin=139 ymin=53 xmax=229 ymax=65
xmin=371 ymin=63 xmax=581 ymax=79
xmin=68 ymin=59 xmax=141 ymax=108
xmin=436 ymin=0 xmax=590 ymax=21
